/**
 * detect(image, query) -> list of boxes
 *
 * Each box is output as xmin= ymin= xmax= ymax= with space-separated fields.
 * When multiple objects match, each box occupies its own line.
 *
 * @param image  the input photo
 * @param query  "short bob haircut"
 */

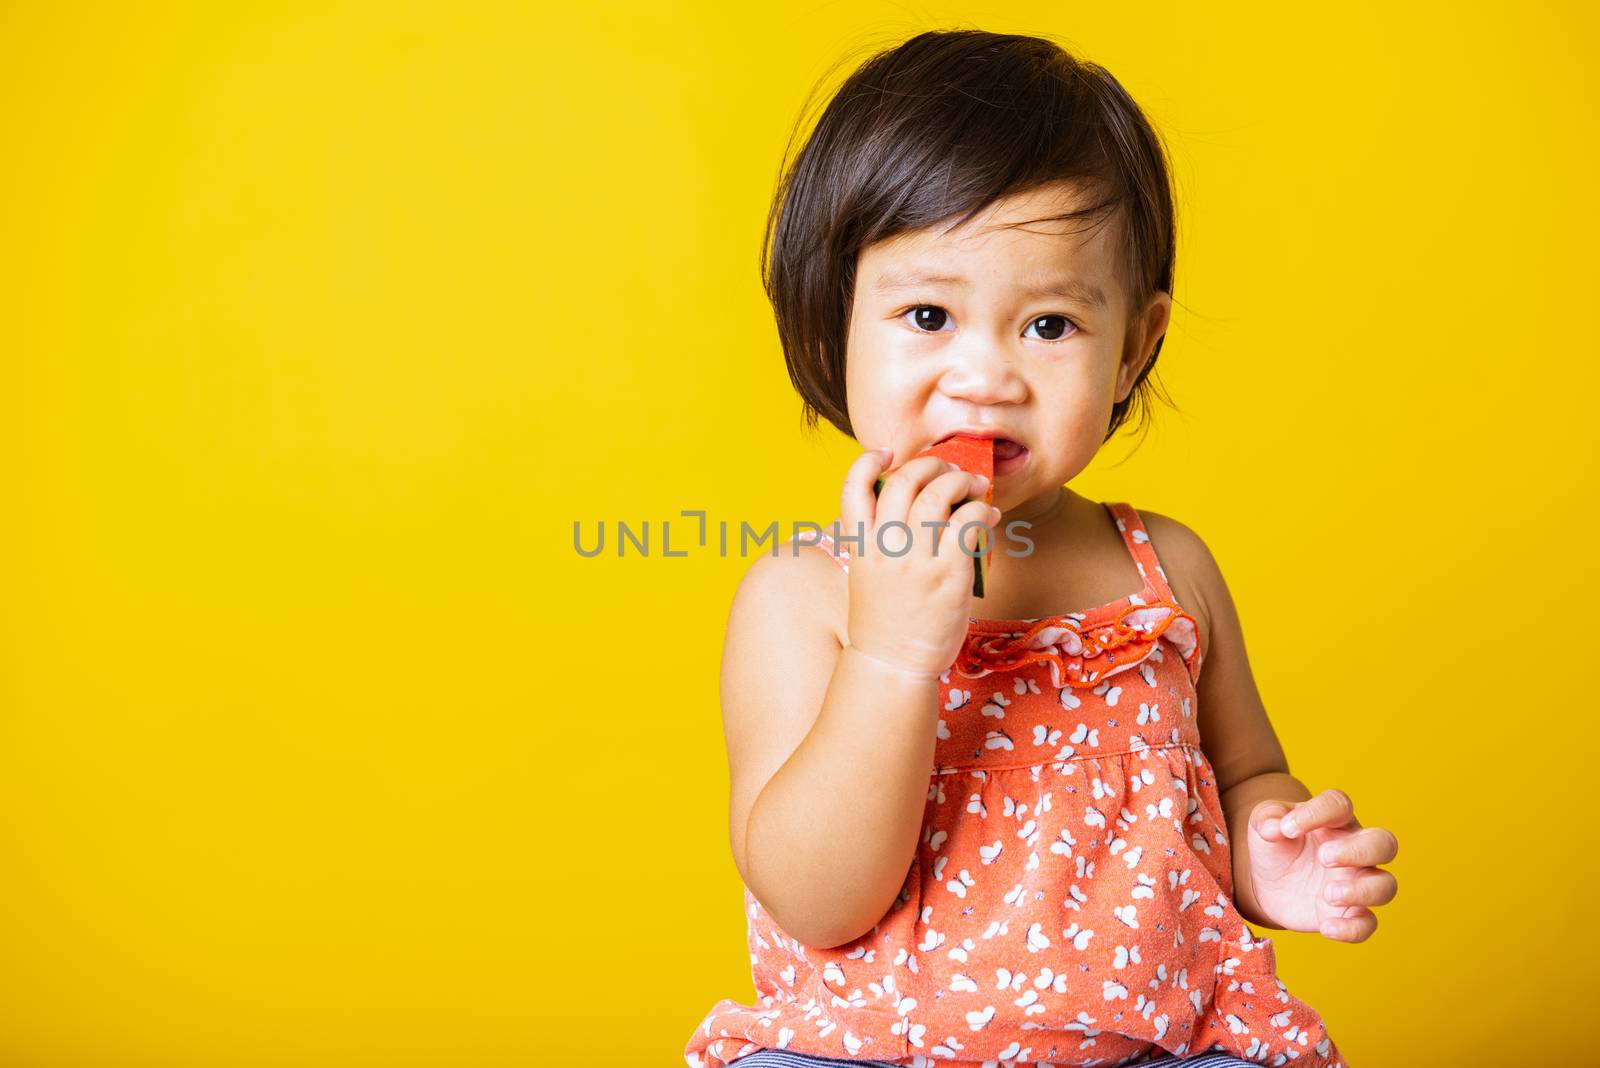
xmin=762 ymin=29 xmax=1179 ymax=444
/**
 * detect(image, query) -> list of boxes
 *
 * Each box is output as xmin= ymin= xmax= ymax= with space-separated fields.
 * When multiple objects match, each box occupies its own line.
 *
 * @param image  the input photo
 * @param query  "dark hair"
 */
xmin=761 ymin=29 xmax=1179 ymax=444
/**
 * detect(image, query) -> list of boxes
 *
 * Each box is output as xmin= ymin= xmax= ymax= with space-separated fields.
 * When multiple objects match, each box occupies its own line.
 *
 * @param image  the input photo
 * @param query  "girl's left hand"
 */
xmin=1244 ymin=788 xmax=1399 ymax=942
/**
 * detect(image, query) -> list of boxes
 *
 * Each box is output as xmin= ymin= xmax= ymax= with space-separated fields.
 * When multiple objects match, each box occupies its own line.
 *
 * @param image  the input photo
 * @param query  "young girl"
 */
xmin=686 ymin=29 xmax=1397 ymax=1068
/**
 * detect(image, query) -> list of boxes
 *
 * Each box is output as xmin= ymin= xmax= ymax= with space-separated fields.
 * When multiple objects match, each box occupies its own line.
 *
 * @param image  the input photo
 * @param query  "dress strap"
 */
xmin=1105 ymin=502 xmax=1178 ymax=605
xmin=795 ymin=527 xmax=851 ymax=574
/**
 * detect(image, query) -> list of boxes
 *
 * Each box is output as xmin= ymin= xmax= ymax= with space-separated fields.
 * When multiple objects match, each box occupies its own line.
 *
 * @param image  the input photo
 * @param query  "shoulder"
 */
xmin=725 ymin=534 xmax=849 ymax=648
xmin=1129 ymin=508 xmax=1220 ymax=655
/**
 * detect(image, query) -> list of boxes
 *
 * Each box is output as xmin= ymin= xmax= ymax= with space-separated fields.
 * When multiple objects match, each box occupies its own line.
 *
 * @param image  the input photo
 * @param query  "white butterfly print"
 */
xmin=1034 ymin=968 xmax=1070 ymax=994
xmin=978 ymin=840 xmax=1004 ymax=864
xmin=1101 ymin=978 xmax=1130 ymax=1000
xmin=945 ymin=688 xmax=971 ymax=711
xmin=1025 ymin=922 xmax=1051 ymax=951
xmin=966 ymin=792 xmax=988 ymax=818
xmin=964 ymin=1005 xmax=996 ymax=1031
xmin=980 ymin=691 xmax=1011 ymax=718
xmin=1061 ymin=922 xmax=1094 ymax=950
xmin=1049 ymin=826 xmax=1077 ymax=858
xmin=1091 ymin=681 xmax=1121 ymax=706
xmin=983 ymin=728 xmax=1015 ymax=751
xmin=945 ymin=868 xmax=975 ymax=898
xmin=1058 ymin=687 xmax=1081 ymax=711
xmin=1069 ymin=722 xmax=1100 ymax=746
xmin=1014 ymin=676 xmax=1040 ymax=696
xmin=1033 ymin=723 xmax=1063 ymax=747
xmin=1113 ymin=944 xmax=1142 ymax=969
xmin=1136 ymin=702 xmax=1160 ymax=725
xmin=1113 ymin=904 xmax=1139 ymax=928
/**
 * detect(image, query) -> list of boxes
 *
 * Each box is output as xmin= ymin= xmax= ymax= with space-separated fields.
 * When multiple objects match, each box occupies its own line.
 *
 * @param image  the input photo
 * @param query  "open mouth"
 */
xmin=993 ymin=438 xmax=1029 ymax=475
xmin=932 ymin=432 xmax=1030 ymax=476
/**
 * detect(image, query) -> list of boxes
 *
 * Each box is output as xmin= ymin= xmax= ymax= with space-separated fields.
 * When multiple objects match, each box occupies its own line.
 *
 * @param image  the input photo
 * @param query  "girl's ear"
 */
xmin=1115 ymin=290 xmax=1173 ymax=402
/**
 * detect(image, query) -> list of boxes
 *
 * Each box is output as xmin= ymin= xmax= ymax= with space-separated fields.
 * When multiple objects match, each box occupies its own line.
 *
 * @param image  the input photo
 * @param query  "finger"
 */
xmin=1248 ymin=799 xmax=1296 ymax=843
xmin=1319 ymin=907 xmax=1377 ymax=943
xmin=947 ymin=497 xmax=1000 ymax=566
xmin=1279 ymin=788 xmax=1357 ymax=838
xmin=841 ymin=446 xmax=894 ymax=546
xmin=1322 ymin=868 xmax=1398 ymax=909
xmin=875 ymin=456 xmax=957 ymax=530
xmin=1317 ymin=827 xmax=1399 ymax=868
xmin=910 ymin=470 xmax=991 ymax=557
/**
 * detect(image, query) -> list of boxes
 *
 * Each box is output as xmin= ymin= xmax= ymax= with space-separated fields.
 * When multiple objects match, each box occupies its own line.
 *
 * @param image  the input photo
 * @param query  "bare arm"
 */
xmin=1142 ymin=512 xmax=1312 ymax=929
xmin=722 ymin=543 xmax=941 ymax=949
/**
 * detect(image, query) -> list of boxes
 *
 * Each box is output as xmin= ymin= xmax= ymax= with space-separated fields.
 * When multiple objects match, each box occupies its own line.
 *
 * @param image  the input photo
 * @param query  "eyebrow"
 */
xmin=872 ymin=270 xmax=1110 ymax=311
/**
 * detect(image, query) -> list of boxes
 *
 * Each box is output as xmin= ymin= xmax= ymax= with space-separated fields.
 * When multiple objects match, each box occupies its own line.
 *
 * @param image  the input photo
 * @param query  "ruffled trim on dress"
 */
xmin=954 ymin=599 xmax=1201 ymax=689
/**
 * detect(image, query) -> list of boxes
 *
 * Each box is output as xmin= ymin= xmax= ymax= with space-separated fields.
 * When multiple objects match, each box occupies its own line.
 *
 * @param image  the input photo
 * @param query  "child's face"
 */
xmin=845 ymin=179 xmax=1170 ymax=519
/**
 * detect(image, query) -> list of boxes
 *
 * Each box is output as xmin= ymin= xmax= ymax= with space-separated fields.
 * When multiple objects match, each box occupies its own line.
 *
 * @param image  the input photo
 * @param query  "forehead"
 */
xmin=859 ymin=181 xmax=1124 ymax=308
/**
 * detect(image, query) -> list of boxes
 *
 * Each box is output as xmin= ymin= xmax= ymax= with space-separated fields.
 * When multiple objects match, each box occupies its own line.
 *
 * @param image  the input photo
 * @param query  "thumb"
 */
xmin=1250 ymin=799 xmax=1296 ymax=843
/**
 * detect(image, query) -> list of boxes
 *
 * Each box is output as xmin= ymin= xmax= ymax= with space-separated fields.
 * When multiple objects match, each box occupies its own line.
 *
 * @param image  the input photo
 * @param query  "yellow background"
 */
xmin=3 ymin=2 xmax=1595 ymax=1065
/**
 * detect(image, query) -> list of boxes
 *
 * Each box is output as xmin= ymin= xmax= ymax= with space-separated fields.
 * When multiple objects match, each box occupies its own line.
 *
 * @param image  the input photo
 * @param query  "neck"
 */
xmin=1005 ymin=485 xmax=1067 ymax=525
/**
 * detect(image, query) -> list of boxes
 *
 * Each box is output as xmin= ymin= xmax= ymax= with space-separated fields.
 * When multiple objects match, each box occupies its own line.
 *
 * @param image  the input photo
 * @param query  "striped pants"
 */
xmin=728 ymin=1051 xmax=1270 ymax=1068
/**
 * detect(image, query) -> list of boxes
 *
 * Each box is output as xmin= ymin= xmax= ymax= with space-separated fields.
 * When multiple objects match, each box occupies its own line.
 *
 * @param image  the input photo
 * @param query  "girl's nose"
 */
xmin=937 ymin=349 xmax=1028 ymax=406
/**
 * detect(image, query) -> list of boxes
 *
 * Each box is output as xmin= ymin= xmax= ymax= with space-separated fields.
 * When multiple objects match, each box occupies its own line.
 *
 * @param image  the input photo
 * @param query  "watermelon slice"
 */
xmin=871 ymin=434 xmax=997 ymax=597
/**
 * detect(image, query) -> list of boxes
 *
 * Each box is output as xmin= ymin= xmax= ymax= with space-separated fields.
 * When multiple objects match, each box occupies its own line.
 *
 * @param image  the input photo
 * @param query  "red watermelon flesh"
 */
xmin=870 ymin=434 xmax=996 ymax=596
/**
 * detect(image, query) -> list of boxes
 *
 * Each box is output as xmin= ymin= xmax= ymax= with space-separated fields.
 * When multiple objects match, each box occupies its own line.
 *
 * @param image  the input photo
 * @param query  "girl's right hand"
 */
xmin=837 ymin=446 xmax=998 ymax=680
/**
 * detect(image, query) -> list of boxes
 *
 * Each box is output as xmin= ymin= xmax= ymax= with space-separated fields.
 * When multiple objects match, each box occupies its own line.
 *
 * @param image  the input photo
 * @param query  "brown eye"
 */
xmin=1026 ymin=314 xmax=1078 ymax=342
xmin=903 ymin=305 xmax=951 ymax=332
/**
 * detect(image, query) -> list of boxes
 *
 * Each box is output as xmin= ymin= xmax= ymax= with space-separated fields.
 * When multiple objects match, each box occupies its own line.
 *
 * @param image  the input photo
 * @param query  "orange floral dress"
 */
xmin=685 ymin=502 xmax=1346 ymax=1068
